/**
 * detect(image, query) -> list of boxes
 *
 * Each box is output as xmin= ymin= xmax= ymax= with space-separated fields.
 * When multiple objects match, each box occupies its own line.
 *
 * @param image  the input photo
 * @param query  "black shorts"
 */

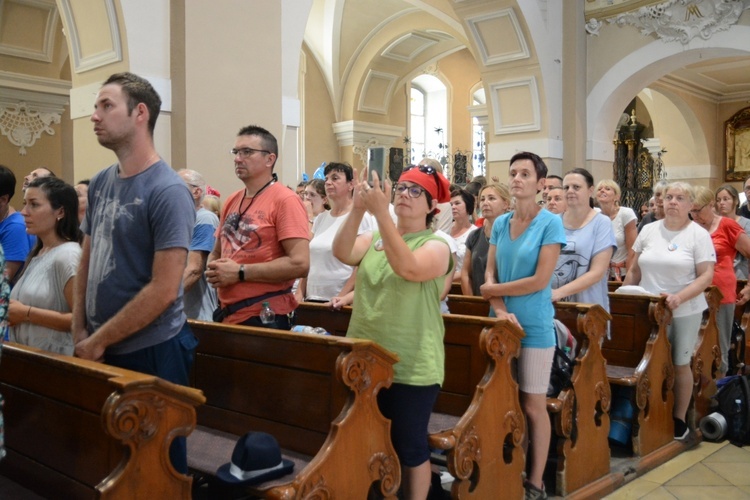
xmin=377 ymin=382 xmax=440 ymax=467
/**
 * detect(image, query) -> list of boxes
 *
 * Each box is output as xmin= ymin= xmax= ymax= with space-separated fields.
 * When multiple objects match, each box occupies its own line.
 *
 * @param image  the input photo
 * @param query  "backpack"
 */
xmin=715 ymin=374 xmax=750 ymax=446
xmin=728 ymin=320 xmax=746 ymax=376
xmin=547 ymin=320 xmax=577 ymax=398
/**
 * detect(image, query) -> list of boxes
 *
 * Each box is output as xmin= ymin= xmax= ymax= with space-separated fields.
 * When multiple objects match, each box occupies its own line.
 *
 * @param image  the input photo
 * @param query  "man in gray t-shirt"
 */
xmin=71 ymin=72 xmax=195 ymax=474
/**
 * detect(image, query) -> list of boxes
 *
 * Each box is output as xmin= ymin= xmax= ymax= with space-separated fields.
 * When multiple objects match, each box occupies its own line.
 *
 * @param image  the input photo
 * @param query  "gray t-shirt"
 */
xmin=552 ymin=213 xmax=617 ymax=311
xmin=82 ymin=160 xmax=195 ymax=355
xmin=10 ymin=242 xmax=80 ymax=355
xmin=465 ymin=227 xmax=490 ymax=297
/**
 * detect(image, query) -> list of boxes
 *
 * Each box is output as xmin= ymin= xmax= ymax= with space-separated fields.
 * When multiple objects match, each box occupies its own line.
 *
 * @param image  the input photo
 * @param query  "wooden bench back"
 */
xmin=188 ymin=320 xmax=400 ymax=498
xmin=294 ymin=303 xmax=500 ymax=416
xmin=0 ymin=342 xmax=204 ymax=500
xmin=605 ymin=293 xmax=669 ymax=368
xmin=294 ymin=301 xmax=527 ymax=499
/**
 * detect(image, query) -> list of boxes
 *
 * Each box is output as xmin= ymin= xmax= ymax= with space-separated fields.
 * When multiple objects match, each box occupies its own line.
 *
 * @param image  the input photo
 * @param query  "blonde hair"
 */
xmin=691 ymin=185 xmax=714 ymax=207
xmin=202 ymin=195 xmax=222 ymax=218
xmin=480 ymin=183 xmax=511 ymax=206
xmin=596 ymin=179 xmax=621 ymax=201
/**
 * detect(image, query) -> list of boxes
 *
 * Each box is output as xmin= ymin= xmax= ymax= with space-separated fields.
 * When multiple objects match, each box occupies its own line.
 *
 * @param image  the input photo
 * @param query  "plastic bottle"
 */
xmin=291 ymin=325 xmax=330 ymax=335
xmin=311 ymin=327 xmax=330 ymax=336
xmin=260 ymin=302 xmax=275 ymax=325
xmin=292 ymin=325 xmax=315 ymax=334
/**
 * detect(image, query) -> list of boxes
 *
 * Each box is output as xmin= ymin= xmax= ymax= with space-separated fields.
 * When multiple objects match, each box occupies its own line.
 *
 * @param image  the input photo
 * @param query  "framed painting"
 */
xmin=725 ymin=106 xmax=750 ymax=182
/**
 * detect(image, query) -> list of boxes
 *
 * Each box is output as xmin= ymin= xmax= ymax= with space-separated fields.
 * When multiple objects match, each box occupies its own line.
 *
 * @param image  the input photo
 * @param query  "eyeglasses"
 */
xmin=689 ymin=204 xmax=708 ymax=215
xmin=231 ymin=147 xmax=271 ymax=158
xmin=395 ymin=183 xmax=425 ymax=199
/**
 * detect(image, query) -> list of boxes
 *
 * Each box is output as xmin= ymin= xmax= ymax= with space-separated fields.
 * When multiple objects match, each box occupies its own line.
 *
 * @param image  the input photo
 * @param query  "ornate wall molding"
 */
xmin=0 ymin=0 xmax=59 ymax=62
xmin=59 ymin=0 xmax=123 ymax=73
xmin=0 ymin=101 xmax=61 ymax=154
xmin=610 ymin=0 xmax=750 ymax=44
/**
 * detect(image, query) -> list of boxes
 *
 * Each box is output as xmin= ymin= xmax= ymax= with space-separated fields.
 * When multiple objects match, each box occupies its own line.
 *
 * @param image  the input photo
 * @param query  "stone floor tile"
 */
xmin=664 ymin=485 xmax=750 ymax=499
xmin=664 ymin=463 xmax=731 ymax=486
xmin=701 ymin=443 xmax=750 ymax=463
xmin=604 ymin=479 xmax=662 ymax=499
xmin=704 ymin=461 xmax=750 ymax=486
xmin=640 ymin=486 xmax=678 ymax=499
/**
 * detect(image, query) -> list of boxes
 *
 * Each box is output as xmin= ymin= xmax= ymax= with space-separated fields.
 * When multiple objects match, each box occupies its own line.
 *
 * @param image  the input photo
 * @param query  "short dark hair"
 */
xmin=25 ymin=177 xmax=81 ymax=258
xmin=323 ymin=162 xmax=354 ymax=182
xmin=565 ymin=167 xmax=595 ymax=188
xmin=0 ymin=165 xmax=16 ymax=199
xmin=237 ymin=125 xmax=278 ymax=167
xmin=450 ymin=188 xmax=475 ymax=216
xmin=76 ymin=179 xmax=90 ymax=186
xmin=464 ymin=181 xmax=483 ymax=198
xmin=103 ymin=72 xmax=162 ymax=135
xmin=425 ymin=190 xmax=436 ymax=227
xmin=547 ymin=174 xmax=563 ymax=184
xmin=509 ymin=151 xmax=548 ymax=180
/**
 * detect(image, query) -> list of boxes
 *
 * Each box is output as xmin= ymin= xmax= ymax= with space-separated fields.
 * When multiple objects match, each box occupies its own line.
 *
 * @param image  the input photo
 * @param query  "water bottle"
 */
xmin=292 ymin=325 xmax=329 ymax=335
xmin=259 ymin=302 xmax=275 ymax=325
xmin=311 ymin=327 xmax=330 ymax=336
xmin=292 ymin=325 xmax=315 ymax=334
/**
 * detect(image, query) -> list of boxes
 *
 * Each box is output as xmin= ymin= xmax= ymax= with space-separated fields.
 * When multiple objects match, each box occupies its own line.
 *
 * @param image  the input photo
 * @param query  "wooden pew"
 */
xmin=187 ymin=320 xmax=401 ymax=499
xmin=604 ymin=293 xmax=674 ymax=457
xmin=448 ymin=292 xmax=675 ymax=458
xmin=445 ymin=294 xmax=612 ymax=497
xmin=692 ymin=287 xmax=722 ymax=420
xmin=294 ymin=303 xmax=527 ymax=499
xmin=0 ymin=342 xmax=205 ymax=500
xmin=610 ymin=283 xmax=723 ymax=419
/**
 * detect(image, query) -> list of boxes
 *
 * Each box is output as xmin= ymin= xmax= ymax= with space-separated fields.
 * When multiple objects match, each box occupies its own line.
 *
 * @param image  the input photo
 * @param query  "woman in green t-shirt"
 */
xmin=333 ymin=166 xmax=452 ymax=500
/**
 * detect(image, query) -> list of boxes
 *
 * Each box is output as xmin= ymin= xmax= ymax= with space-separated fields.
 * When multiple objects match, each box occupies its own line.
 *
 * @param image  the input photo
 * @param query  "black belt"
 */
xmin=212 ymin=287 xmax=293 ymax=322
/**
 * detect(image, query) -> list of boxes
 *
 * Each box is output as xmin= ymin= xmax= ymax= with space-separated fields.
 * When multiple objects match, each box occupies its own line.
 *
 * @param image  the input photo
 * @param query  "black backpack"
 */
xmin=547 ymin=320 xmax=576 ymax=398
xmin=728 ymin=320 xmax=746 ymax=375
xmin=715 ymin=374 xmax=750 ymax=446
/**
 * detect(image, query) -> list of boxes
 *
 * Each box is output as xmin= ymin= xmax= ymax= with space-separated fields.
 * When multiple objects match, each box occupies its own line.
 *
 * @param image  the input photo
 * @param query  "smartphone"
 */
xmin=367 ymin=147 xmax=387 ymax=188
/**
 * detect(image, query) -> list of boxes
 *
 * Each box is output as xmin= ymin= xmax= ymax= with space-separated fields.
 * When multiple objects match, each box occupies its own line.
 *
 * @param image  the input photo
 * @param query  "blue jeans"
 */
xmin=104 ymin=322 xmax=198 ymax=474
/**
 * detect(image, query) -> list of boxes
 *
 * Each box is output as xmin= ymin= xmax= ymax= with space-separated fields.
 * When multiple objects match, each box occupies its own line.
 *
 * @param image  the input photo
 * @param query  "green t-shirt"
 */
xmin=347 ymin=229 xmax=451 ymax=385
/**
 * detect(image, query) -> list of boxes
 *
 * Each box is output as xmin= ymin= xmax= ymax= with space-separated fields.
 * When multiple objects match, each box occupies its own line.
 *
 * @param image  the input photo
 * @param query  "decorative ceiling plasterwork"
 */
xmin=609 ymin=0 xmax=750 ymax=44
xmin=58 ymin=0 xmax=122 ymax=73
xmin=466 ymin=8 xmax=530 ymax=66
xmin=381 ymin=32 xmax=440 ymax=62
xmin=0 ymin=0 xmax=59 ymax=62
xmin=358 ymin=70 xmax=399 ymax=114
xmin=489 ymin=76 xmax=541 ymax=135
xmin=0 ymin=101 xmax=60 ymax=154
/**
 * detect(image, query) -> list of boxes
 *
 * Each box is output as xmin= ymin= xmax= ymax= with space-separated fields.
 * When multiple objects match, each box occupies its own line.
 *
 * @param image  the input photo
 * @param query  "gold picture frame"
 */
xmin=725 ymin=106 xmax=750 ymax=182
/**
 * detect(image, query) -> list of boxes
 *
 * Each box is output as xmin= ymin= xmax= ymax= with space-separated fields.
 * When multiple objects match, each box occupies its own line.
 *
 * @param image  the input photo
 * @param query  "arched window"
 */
xmin=410 ymin=74 xmax=447 ymax=165
xmin=472 ymin=87 xmax=486 ymax=177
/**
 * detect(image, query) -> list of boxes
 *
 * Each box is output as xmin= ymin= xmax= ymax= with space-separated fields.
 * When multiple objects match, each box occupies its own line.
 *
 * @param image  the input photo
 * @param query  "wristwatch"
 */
xmin=238 ymin=264 xmax=245 ymax=282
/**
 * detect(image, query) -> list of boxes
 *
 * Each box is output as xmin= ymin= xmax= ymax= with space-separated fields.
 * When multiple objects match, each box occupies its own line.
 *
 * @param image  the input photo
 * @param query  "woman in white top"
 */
xmin=596 ymin=179 xmax=637 ymax=281
xmin=302 ymin=179 xmax=329 ymax=228
xmin=8 ymin=177 xmax=81 ymax=355
xmin=624 ymin=182 xmax=715 ymax=440
xmin=449 ymin=188 xmax=477 ymax=282
xmin=295 ymin=163 xmax=373 ymax=308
